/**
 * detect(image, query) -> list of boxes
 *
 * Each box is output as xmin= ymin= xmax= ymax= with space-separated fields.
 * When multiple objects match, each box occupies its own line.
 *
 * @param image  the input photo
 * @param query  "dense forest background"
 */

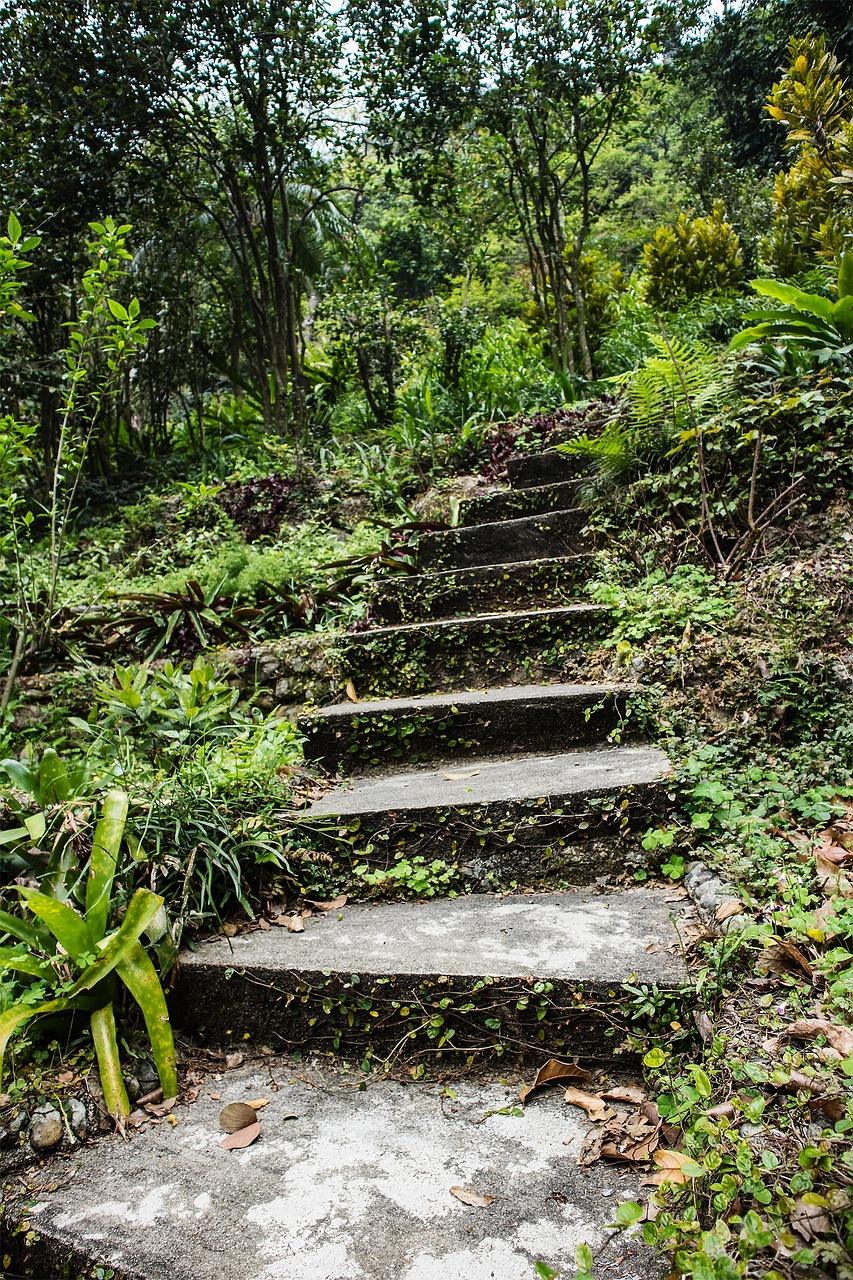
xmin=0 ymin=0 xmax=849 ymax=477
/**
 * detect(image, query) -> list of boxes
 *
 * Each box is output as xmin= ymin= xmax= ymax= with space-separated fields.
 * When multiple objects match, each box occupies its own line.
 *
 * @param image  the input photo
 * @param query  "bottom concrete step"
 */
xmin=173 ymin=887 xmax=693 ymax=1063
xmin=11 ymin=1060 xmax=665 ymax=1280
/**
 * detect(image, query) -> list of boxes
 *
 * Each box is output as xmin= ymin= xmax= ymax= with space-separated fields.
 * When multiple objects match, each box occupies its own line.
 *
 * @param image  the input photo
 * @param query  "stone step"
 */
xmin=299 ymin=681 xmax=632 ymax=773
xmin=507 ymin=449 xmax=583 ymax=489
xmin=368 ymin=554 xmax=593 ymax=625
xmin=417 ymin=509 xmax=587 ymax=572
xmin=173 ymin=886 xmax=691 ymax=1064
xmin=458 ymin=479 xmax=582 ymax=526
xmin=15 ymin=1058 xmax=668 ymax=1280
xmin=290 ymin=745 xmax=671 ymax=890
xmin=336 ymin=604 xmax=608 ymax=699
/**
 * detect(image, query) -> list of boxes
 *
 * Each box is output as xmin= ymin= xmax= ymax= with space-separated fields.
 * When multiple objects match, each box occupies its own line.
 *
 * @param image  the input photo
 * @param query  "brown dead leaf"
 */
xmin=442 ymin=768 xmax=481 ymax=781
xmin=783 ymin=1019 xmax=853 ymax=1057
xmin=220 ymin=1102 xmax=258 ymax=1132
xmin=222 ymin=922 xmax=238 ymax=937
xmin=257 ymin=918 xmax=272 ymax=931
xmin=563 ymin=1087 xmax=613 ymax=1122
xmin=224 ymin=1052 xmax=244 ymax=1069
xmin=642 ymin=1149 xmax=692 ymax=1187
xmin=706 ymin=1101 xmax=735 ymax=1120
xmin=144 ymin=1096 xmax=177 ymax=1117
xmin=601 ymin=1085 xmax=646 ymax=1105
xmin=450 ymin=1185 xmax=496 ymax=1207
xmin=520 ymin=1058 xmax=594 ymax=1104
xmin=56 ymin=1071 xmax=74 ymax=1084
xmin=791 ymin=1197 xmax=831 ymax=1240
xmin=306 ymin=895 xmax=347 ymax=912
xmin=756 ymin=940 xmax=814 ymax=981
xmin=220 ymin=1120 xmax=261 ymax=1150
xmin=715 ymin=898 xmax=744 ymax=922
xmin=815 ymin=854 xmax=853 ymax=898
xmin=283 ymin=914 xmax=304 ymax=933
xmin=694 ymin=1011 xmax=714 ymax=1043
xmin=579 ymin=1101 xmax=661 ymax=1167
xmin=247 ymin=1097 xmax=271 ymax=1110
xmin=345 ymin=679 xmax=358 ymax=702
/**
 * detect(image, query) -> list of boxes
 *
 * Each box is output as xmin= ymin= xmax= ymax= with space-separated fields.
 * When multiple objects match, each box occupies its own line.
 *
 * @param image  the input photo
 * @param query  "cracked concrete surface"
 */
xmin=26 ymin=1061 xmax=661 ymax=1280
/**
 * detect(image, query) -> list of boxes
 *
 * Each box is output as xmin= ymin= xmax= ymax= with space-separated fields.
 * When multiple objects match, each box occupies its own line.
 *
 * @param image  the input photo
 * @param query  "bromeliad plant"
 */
xmin=0 ymin=788 xmax=177 ymax=1120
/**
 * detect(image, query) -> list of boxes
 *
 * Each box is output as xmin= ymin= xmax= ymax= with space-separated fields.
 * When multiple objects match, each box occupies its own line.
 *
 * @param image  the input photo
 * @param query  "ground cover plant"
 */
xmin=1 ymin=3 xmax=853 ymax=1277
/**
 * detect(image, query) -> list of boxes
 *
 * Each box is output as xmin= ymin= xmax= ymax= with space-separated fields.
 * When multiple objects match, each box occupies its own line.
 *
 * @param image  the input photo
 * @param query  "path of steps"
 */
xmin=16 ymin=447 xmax=687 ymax=1280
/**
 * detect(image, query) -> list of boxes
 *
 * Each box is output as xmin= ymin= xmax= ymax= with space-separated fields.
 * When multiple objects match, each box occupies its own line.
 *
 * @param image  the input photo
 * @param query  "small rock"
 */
xmin=136 ymin=1059 xmax=160 ymax=1094
xmin=66 ymin=1097 xmax=87 ymax=1140
xmin=722 ymin=913 xmax=752 ymax=935
xmin=124 ymin=1074 xmax=141 ymax=1102
xmin=29 ymin=1104 xmax=63 ymax=1152
xmin=0 ymin=1125 xmax=17 ymax=1150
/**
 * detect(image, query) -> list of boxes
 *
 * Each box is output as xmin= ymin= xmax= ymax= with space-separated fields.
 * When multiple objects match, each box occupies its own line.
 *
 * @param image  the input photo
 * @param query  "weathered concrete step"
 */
xmin=337 ymin=604 xmax=608 ymax=698
xmin=458 ymin=479 xmax=582 ymax=525
xmin=291 ymin=746 xmax=671 ymax=889
xmin=300 ymin=682 xmax=632 ymax=773
xmin=173 ymin=887 xmax=691 ymax=1063
xmin=305 ymin=744 xmax=668 ymax=817
xmin=14 ymin=1061 xmax=667 ymax=1280
xmin=417 ymin=509 xmax=587 ymax=571
xmin=507 ymin=449 xmax=583 ymax=489
xmin=368 ymin=554 xmax=593 ymax=624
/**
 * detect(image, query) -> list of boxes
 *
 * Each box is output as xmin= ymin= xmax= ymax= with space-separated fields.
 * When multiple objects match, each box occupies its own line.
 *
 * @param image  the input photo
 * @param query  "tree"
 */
xmin=351 ymin=0 xmax=694 ymax=380
xmin=160 ymin=0 xmax=354 ymax=442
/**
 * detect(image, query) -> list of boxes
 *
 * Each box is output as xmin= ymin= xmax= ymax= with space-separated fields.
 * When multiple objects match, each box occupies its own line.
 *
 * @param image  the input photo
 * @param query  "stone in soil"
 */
xmin=19 ymin=1060 xmax=663 ymax=1280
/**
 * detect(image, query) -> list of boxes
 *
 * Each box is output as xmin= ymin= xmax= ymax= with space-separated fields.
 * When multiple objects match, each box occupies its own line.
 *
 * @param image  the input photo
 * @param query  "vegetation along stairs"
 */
xmin=18 ymin=451 xmax=696 ymax=1280
xmin=174 ymin=449 xmax=693 ymax=1068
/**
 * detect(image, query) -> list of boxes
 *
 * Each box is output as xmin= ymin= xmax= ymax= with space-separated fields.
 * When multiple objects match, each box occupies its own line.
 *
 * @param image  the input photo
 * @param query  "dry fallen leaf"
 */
xmin=221 ymin=922 xmax=239 ymax=937
xmin=563 ymin=1087 xmax=613 ymax=1122
xmin=345 ymin=679 xmax=358 ymax=702
xmin=144 ymin=1096 xmax=177 ymax=1117
xmin=450 ymin=1186 xmax=496 ymax=1207
xmin=783 ymin=1019 xmax=853 ymax=1057
xmin=715 ymin=898 xmax=744 ymax=922
xmin=220 ymin=1120 xmax=261 ymax=1150
xmin=601 ymin=1085 xmax=646 ymax=1105
xmin=579 ymin=1101 xmax=662 ymax=1167
xmin=694 ymin=1011 xmax=714 ymax=1043
xmin=283 ymin=914 xmax=304 ymax=933
xmin=442 ymin=768 xmax=481 ymax=781
xmin=757 ymin=940 xmax=814 ymax=980
xmin=306 ymin=895 xmax=348 ymax=912
xmin=220 ymin=1102 xmax=258 ymax=1133
xmin=520 ymin=1058 xmax=593 ymax=1104
xmin=642 ymin=1149 xmax=692 ymax=1187
xmin=247 ymin=1097 xmax=271 ymax=1110
xmin=791 ymin=1196 xmax=831 ymax=1240
xmin=224 ymin=1052 xmax=244 ymax=1069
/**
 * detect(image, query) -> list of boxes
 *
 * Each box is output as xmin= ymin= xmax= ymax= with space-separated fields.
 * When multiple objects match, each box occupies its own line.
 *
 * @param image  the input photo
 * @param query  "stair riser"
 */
xmin=171 ymin=968 xmax=687 ymax=1068
xmin=417 ymin=511 xmax=587 ymax=571
xmin=300 ymin=691 xmax=630 ymax=773
xmin=459 ymin=480 xmax=582 ymax=526
xmin=290 ymin=780 xmax=666 ymax=889
xmin=337 ymin=610 xmax=608 ymax=699
xmin=368 ymin=556 xmax=592 ymax=625
xmin=507 ymin=450 xmax=583 ymax=489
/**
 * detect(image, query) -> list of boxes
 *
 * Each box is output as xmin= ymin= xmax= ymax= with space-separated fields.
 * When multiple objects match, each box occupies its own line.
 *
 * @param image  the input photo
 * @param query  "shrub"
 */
xmin=642 ymin=202 xmax=744 ymax=310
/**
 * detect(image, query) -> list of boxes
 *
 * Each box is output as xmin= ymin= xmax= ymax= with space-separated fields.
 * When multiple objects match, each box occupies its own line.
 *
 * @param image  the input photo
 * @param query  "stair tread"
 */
xmin=348 ymin=602 xmax=605 ymax=641
xmin=302 ymin=744 xmax=670 ymax=815
xmin=304 ymin=680 xmax=630 ymax=721
xmin=19 ymin=1059 xmax=667 ymax=1280
xmin=380 ymin=552 xmax=591 ymax=589
xmin=183 ymin=885 xmax=690 ymax=985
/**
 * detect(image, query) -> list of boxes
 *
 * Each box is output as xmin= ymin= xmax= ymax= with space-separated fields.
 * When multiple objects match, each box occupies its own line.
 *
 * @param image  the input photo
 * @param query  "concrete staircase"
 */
xmin=173 ymin=450 xmax=687 ymax=1061
xmin=17 ymin=450 xmax=688 ymax=1280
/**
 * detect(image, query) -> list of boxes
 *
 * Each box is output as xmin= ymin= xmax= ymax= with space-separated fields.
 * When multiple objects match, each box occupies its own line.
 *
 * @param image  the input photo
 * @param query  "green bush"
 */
xmin=642 ymin=202 xmax=744 ymax=311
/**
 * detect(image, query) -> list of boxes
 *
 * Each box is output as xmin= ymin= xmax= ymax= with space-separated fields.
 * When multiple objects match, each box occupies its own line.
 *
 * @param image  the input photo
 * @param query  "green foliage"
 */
xmin=352 ymin=854 xmax=460 ymax=899
xmin=0 ymin=788 xmax=176 ymax=1119
xmin=731 ymin=251 xmax=853 ymax=370
xmin=642 ymin=203 xmax=744 ymax=311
